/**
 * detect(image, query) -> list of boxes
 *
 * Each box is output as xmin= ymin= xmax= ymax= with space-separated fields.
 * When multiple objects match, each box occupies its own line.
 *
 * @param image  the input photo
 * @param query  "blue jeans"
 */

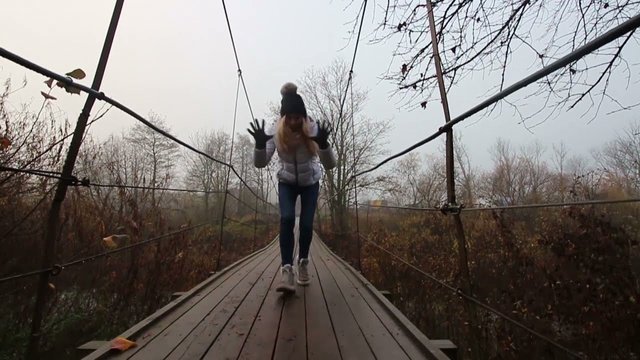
xmin=278 ymin=181 xmax=320 ymax=266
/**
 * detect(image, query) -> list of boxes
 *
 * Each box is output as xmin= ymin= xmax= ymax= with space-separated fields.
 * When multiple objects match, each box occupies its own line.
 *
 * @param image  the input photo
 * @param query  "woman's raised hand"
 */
xmin=247 ymin=119 xmax=273 ymax=149
xmin=311 ymin=120 xmax=332 ymax=149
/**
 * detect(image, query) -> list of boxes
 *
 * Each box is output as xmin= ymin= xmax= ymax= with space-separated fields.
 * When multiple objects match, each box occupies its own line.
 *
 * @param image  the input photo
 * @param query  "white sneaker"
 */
xmin=276 ymin=264 xmax=295 ymax=293
xmin=297 ymin=258 xmax=310 ymax=285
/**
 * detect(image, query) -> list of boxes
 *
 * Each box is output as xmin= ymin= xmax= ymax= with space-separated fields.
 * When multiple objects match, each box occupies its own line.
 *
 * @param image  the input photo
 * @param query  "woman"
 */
xmin=248 ymin=82 xmax=336 ymax=293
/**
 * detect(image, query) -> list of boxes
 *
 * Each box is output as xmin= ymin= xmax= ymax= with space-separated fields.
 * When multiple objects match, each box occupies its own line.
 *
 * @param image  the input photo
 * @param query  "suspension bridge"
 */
xmin=1 ymin=1 xmax=639 ymax=359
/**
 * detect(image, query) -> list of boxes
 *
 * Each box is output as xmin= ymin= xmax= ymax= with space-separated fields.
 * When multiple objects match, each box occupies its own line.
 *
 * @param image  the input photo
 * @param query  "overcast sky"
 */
xmin=1 ymin=0 xmax=639 ymax=172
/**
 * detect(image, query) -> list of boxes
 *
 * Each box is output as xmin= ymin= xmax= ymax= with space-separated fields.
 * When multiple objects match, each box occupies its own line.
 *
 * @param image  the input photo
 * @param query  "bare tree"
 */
xmin=550 ymin=142 xmax=570 ymax=201
xmin=519 ymin=141 xmax=552 ymax=203
xmin=384 ymin=133 xmax=476 ymax=207
xmin=594 ymin=121 xmax=640 ymax=195
xmin=387 ymin=152 xmax=447 ymax=207
xmin=183 ymin=130 xmax=231 ymax=218
xmin=481 ymin=138 xmax=519 ymax=205
xmin=0 ymin=78 xmax=70 ymax=193
xmin=66 ymin=109 xmax=172 ymax=233
xmin=127 ymin=113 xmax=179 ymax=211
xmin=452 ymin=133 xmax=478 ymax=206
xmin=0 ymin=77 xmax=69 ymax=272
xmin=389 ymin=153 xmax=426 ymax=206
xmin=77 ymin=133 xmax=154 ymax=224
xmin=299 ymin=59 xmax=392 ymax=232
xmin=481 ymin=138 xmax=551 ymax=205
xmin=367 ymin=1 xmax=639 ymax=121
xmin=231 ymin=133 xmax=272 ymax=216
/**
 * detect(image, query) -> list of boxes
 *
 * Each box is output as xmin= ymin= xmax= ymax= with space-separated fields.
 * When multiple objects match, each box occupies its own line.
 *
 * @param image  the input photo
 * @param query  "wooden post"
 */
xmin=26 ymin=1 xmax=125 ymax=358
xmin=424 ymin=0 xmax=480 ymax=357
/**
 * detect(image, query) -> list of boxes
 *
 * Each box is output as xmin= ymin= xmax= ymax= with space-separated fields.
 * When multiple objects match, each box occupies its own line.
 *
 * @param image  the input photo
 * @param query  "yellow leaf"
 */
xmin=103 ymin=234 xmax=129 ymax=249
xmin=48 ymin=283 xmax=55 ymax=291
xmin=111 ymin=337 xmax=136 ymax=351
xmin=102 ymin=236 xmax=118 ymax=249
xmin=0 ymin=137 xmax=11 ymax=150
xmin=40 ymin=91 xmax=57 ymax=101
xmin=65 ymin=68 xmax=86 ymax=80
xmin=44 ymin=78 xmax=54 ymax=88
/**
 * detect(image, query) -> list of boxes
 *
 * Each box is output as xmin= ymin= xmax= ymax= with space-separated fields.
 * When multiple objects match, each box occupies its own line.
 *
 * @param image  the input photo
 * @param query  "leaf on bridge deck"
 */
xmin=110 ymin=337 xmax=136 ymax=351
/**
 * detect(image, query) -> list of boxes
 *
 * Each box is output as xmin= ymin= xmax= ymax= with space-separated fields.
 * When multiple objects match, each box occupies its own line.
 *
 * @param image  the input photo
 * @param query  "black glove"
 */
xmin=247 ymin=119 xmax=273 ymax=149
xmin=311 ymin=120 xmax=332 ymax=149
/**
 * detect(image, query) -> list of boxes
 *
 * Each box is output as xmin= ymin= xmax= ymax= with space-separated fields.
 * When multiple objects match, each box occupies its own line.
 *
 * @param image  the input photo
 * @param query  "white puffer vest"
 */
xmin=254 ymin=118 xmax=337 ymax=186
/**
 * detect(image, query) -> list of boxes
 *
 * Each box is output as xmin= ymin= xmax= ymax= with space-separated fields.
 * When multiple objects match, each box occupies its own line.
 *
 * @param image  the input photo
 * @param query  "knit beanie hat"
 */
xmin=280 ymin=82 xmax=307 ymax=117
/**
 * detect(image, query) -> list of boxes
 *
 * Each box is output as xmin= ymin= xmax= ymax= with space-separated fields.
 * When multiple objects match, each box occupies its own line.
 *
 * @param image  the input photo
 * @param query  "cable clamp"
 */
xmin=50 ymin=264 xmax=63 ymax=276
xmin=67 ymin=176 xmax=90 ymax=187
xmin=440 ymin=202 xmax=464 ymax=215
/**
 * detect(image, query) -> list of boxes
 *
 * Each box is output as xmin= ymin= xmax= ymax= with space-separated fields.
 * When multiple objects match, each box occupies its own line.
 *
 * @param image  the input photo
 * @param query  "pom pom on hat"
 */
xmin=280 ymin=82 xmax=298 ymax=96
xmin=280 ymin=82 xmax=307 ymax=117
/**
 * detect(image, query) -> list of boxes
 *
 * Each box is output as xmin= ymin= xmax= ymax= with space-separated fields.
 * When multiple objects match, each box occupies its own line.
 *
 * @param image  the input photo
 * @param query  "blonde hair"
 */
xmin=275 ymin=115 xmax=318 ymax=155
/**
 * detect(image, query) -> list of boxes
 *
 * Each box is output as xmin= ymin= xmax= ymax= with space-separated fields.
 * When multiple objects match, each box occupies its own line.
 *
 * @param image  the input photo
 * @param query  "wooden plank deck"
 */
xmin=83 ymin=233 xmax=452 ymax=360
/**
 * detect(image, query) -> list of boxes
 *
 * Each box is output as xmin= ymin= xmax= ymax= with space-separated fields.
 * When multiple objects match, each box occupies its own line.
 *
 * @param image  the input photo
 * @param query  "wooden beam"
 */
xmin=431 ymin=339 xmax=457 ymax=359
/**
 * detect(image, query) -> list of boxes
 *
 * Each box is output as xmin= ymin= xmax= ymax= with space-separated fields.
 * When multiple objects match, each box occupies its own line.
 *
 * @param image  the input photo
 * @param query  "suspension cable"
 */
xmin=253 ymin=178 xmax=260 ymax=250
xmin=0 ymin=223 xmax=209 ymax=284
xmin=225 ymin=189 xmax=271 ymax=216
xmin=0 ymin=165 xmax=87 ymax=185
xmin=1 ymin=166 xmax=229 ymax=194
xmin=91 ymin=182 xmax=226 ymax=194
xmin=0 ymin=110 xmax=109 ymax=188
xmin=0 ymin=166 xmax=65 ymax=180
xmin=348 ymin=73 xmax=362 ymax=270
xmin=330 ymin=0 xmax=367 ymax=270
xmin=0 ymin=47 xmax=270 ymax=207
xmin=462 ymin=198 xmax=640 ymax=211
xmin=216 ymin=74 xmax=242 ymax=270
xmin=337 ymin=0 xmax=368 ymax=123
xmin=360 ymin=197 xmax=640 ymax=212
xmin=354 ymin=13 xmax=640 ymax=179
xmin=221 ymin=0 xmax=255 ymax=120
xmin=1 ymin=185 xmax=56 ymax=239
xmin=361 ymin=234 xmax=584 ymax=359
